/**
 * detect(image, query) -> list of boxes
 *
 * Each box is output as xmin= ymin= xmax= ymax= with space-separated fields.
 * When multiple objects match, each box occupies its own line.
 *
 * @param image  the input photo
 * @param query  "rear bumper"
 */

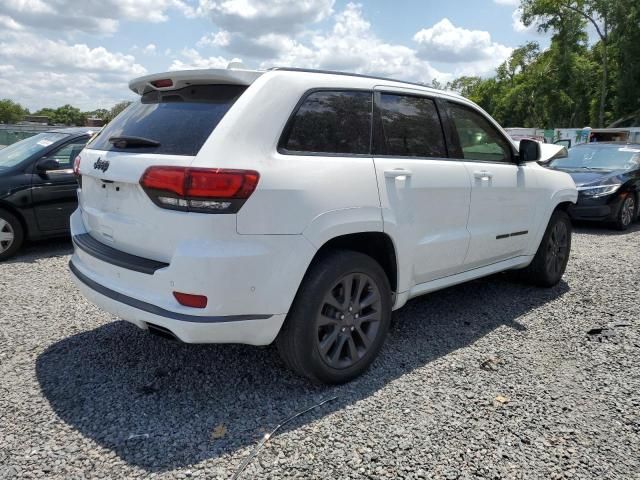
xmin=70 ymin=262 xmax=286 ymax=344
xmin=68 ymin=209 xmax=316 ymax=345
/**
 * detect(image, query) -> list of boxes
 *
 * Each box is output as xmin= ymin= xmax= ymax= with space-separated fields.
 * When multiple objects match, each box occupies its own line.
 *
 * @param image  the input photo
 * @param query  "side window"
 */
xmin=448 ymin=102 xmax=512 ymax=162
xmin=374 ymin=93 xmax=447 ymax=158
xmin=46 ymin=139 xmax=89 ymax=169
xmin=281 ymin=90 xmax=372 ymax=155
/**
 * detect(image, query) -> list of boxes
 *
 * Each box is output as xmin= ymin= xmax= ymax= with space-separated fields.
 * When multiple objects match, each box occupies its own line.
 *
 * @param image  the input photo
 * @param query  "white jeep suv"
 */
xmin=70 ymin=67 xmax=577 ymax=383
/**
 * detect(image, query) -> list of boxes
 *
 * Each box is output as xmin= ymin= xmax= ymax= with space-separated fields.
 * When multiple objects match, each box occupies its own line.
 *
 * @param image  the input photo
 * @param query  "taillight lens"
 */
xmin=73 ymin=155 xmax=81 ymax=175
xmin=140 ymin=167 xmax=259 ymax=214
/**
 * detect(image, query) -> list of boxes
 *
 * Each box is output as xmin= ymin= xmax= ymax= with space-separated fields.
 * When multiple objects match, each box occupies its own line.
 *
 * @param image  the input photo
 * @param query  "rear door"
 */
xmin=372 ymin=88 xmax=472 ymax=287
xmin=443 ymin=101 xmax=538 ymax=268
xmin=31 ymin=136 xmax=89 ymax=232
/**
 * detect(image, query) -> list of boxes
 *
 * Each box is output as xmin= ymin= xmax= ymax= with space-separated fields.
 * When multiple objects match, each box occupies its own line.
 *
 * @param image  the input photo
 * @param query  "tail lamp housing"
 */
xmin=140 ymin=166 xmax=259 ymax=214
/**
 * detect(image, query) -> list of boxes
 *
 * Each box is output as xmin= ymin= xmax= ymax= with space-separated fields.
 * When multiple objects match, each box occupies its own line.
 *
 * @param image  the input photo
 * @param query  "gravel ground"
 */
xmin=1 ymin=225 xmax=639 ymax=479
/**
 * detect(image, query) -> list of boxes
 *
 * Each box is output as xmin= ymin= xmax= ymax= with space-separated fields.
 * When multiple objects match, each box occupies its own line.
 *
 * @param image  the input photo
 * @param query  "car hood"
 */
xmin=556 ymin=169 xmax=626 ymax=187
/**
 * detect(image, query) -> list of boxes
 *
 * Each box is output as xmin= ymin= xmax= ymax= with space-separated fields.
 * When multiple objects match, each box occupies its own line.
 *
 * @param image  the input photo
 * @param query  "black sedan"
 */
xmin=547 ymin=142 xmax=640 ymax=230
xmin=0 ymin=127 xmax=99 ymax=260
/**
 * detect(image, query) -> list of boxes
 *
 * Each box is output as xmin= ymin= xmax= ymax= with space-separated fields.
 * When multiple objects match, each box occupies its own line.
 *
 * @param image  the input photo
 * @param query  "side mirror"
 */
xmin=519 ymin=139 xmax=541 ymax=163
xmin=36 ymin=157 xmax=60 ymax=172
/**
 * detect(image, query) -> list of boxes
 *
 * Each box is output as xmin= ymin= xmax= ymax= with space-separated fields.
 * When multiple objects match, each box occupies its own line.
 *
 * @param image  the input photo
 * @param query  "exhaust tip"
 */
xmin=146 ymin=323 xmax=179 ymax=341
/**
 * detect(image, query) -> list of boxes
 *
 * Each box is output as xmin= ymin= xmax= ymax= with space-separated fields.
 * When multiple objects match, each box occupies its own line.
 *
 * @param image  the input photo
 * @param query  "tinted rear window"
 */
xmin=280 ymin=90 xmax=372 ymax=155
xmin=374 ymin=93 xmax=446 ymax=158
xmin=89 ymin=84 xmax=247 ymax=156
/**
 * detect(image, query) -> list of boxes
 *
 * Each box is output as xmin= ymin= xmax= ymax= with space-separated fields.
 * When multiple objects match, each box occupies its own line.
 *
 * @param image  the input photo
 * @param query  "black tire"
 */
xmin=519 ymin=209 xmax=572 ymax=287
xmin=613 ymin=194 xmax=636 ymax=231
xmin=0 ymin=208 xmax=24 ymax=261
xmin=276 ymin=250 xmax=392 ymax=384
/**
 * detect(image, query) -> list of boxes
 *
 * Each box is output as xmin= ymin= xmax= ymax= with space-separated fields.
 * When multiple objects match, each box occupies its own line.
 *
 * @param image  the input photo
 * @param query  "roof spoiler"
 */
xmin=129 ymin=64 xmax=264 ymax=95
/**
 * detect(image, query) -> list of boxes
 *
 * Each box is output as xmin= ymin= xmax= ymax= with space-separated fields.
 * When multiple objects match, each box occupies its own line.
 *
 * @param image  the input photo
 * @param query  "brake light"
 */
xmin=173 ymin=291 xmax=207 ymax=308
xmin=151 ymin=78 xmax=173 ymax=88
xmin=73 ymin=155 xmax=81 ymax=175
xmin=140 ymin=167 xmax=259 ymax=214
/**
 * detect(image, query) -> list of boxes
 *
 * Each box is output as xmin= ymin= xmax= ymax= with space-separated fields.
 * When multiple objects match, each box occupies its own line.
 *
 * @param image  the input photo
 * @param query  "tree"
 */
xmin=0 ymin=99 xmax=28 ymax=124
xmin=521 ymin=0 xmax=613 ymax=127
xmin=106 ymin=101 xmax=132 ymax=122
xmin=35 ymin=105 xmax=86 ymax=126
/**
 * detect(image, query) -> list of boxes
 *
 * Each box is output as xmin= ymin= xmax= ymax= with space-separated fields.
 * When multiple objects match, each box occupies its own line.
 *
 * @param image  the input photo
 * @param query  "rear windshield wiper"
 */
xmin=108 ymin=136 xmax=160 ymax=148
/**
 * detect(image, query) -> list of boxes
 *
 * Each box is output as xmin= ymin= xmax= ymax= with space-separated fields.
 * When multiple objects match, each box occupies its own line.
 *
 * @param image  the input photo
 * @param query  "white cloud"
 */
xmin=168 ymin=48 xmax=242 ymax=70
xmin=143 ymin=43 xmax=157 ymax=54
xmin=0 ymin=32 xmax=145 ymax=111
xmin=0 ymin=34 xmax=146 ymax=77
xmin=258 ymin=3 xmax=446 ymax=84
xmin=0 ymin=0 xmax=194 ymax=34
xmin=494 ymin=0 xmax=519 ymax=5
xmin=196 ymin=0 xmax=334 ymax=35
xmin=413 ymin=18 xmax=512 ymax=75
xmin=197 ymin=30 xmax=231 ymax=48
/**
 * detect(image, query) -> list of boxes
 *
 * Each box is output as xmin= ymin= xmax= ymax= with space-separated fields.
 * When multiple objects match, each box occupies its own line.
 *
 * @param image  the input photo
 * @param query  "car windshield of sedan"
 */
xmin=0 ymin=132 xmax=68 ymax=169
xmin=549 ymin=144 xmax=640 ymax=171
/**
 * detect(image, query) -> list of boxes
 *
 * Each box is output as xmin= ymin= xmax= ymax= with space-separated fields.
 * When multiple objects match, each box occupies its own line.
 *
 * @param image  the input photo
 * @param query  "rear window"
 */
xmin=89 ymin=84 xmax=246 ymax=156
xmin=280 ymin=90 xmax=372 ymax=155
xmin=373 ymin=93 xmax=447 ymax=158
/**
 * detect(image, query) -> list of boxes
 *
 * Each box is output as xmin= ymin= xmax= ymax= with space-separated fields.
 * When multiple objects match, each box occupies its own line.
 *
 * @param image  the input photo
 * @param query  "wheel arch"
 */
xmin=0 ymin=201 xmax=28 ymax=237
xmin=305 ymin=231 xmax=398 ymax=293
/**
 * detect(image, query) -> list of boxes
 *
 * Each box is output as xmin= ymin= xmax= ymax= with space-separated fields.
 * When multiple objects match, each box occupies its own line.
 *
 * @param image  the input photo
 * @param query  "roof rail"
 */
xmin=267 ymin=67 xmax=441 ymax=91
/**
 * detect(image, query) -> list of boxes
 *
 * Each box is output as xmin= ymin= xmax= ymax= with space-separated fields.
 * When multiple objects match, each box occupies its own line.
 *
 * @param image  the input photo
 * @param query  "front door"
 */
xmin=443 ymin=101 xmax=538 ymax=269
xmin=31 ymin=138 xmax=89 ymax=232
xmin=372 ymin=89 xmax=472 ymax=290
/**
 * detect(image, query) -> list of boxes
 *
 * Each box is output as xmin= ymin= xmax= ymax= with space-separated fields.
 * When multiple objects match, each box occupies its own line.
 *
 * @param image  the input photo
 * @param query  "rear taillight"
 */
xmin=140 ymin=167 xmax=259 ymax=214
xmin=73 ymin=155 xmax=81 ymax=175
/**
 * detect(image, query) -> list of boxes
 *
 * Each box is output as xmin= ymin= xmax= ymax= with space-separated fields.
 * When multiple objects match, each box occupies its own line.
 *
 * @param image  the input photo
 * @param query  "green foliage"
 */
xmin=447 ymin=0 xmax=640 ymax=128
xmin=35 ymin=104 xmax=86 ymax=126
xmin=0 ymin=99 xmax=28 ymax=124
xmin=106 ymin=101 xmax=132 ymax=122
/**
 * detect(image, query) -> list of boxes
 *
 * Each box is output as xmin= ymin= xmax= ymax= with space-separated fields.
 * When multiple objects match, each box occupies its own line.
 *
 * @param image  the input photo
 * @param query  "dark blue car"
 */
xmin=548 ymin=142 xmax=640 ymax=230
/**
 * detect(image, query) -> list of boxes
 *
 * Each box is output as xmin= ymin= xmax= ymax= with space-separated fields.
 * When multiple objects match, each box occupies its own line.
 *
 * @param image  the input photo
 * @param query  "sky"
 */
xmin=0 ymin=0 xmax=547 ymax=112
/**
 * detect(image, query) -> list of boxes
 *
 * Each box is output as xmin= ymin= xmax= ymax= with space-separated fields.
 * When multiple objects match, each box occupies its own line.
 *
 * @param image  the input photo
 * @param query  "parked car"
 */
xmin=547 ymin=142 xmax=640 ymax=230
xmin=69 ymin=67 xmax=577 ymax=383
xmin=0 ymin=128 xmax=100 ymax=260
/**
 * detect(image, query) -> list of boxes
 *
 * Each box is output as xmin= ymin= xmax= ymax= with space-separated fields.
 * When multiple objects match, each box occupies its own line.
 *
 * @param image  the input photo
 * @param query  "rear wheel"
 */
xmin=276 ymin=250 xmax=392 ymax=384
xmin=0 ymin=209 xmax=24 ymax=261
xmin=519 ymin=210 xmax=572 ymax=287
xmin=613 ymin=195 xmax=636 ymax=231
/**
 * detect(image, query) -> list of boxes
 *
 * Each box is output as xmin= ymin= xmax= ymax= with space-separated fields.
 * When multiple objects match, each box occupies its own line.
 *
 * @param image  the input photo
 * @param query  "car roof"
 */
xmin=46 ymin=127 xmax=101 ymax=136
xmin=129 ymin=66 xmax=463 ymax=100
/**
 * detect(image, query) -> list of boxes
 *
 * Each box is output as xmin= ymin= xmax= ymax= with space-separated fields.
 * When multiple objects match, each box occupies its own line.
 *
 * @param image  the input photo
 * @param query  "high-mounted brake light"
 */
xmin=150 ymin=79 xmax=173 ymax=88
xmin=140 ymin=167 xmax=259 ymax=214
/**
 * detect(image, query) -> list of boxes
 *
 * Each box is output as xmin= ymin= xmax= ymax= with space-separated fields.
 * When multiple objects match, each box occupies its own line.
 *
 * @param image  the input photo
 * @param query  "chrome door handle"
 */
xmin=384 ymin=168 xmax=413 ymax=179
xmin=473 ymin=170 xmax=493 ymax=180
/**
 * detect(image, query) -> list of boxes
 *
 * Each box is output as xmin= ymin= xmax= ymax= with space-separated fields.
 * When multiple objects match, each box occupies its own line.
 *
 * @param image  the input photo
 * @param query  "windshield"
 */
xmin=89 ymin=84 xmax=247 ymax=156
xmin=0 ymin=132 xmax=68 ymax=169
xmin=549 ymin=145 xmax=640 ymax=171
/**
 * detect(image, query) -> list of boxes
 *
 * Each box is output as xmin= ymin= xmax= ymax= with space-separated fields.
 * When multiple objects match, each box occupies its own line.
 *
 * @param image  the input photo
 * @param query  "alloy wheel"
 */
xmin=621 ymin=196 xmax=635 ymax=227
xmin=546 ymin=220 xmax=568 ymax=277
xmin=0 ymin=218 xmax=15 ymax=254
xmin=315 ymin=272 xmax=382 ymax=369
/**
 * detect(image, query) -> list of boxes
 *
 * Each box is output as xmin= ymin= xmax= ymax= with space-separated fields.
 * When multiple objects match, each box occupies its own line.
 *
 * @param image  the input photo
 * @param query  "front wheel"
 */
xmin=519 ymin=210 xmax=572 ymax=287
xmin=613 ymin=195 xmax=636 ymax=231
xmin=0 ymin=209 xmax=24 ymax=261
xmin=276 ymin=250 xmax=392 ymax=384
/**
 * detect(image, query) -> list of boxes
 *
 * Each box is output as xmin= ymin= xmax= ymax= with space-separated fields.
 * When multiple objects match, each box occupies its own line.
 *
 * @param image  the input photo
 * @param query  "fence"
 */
xmin=0 ymin=124 xmax=52 ymax=147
